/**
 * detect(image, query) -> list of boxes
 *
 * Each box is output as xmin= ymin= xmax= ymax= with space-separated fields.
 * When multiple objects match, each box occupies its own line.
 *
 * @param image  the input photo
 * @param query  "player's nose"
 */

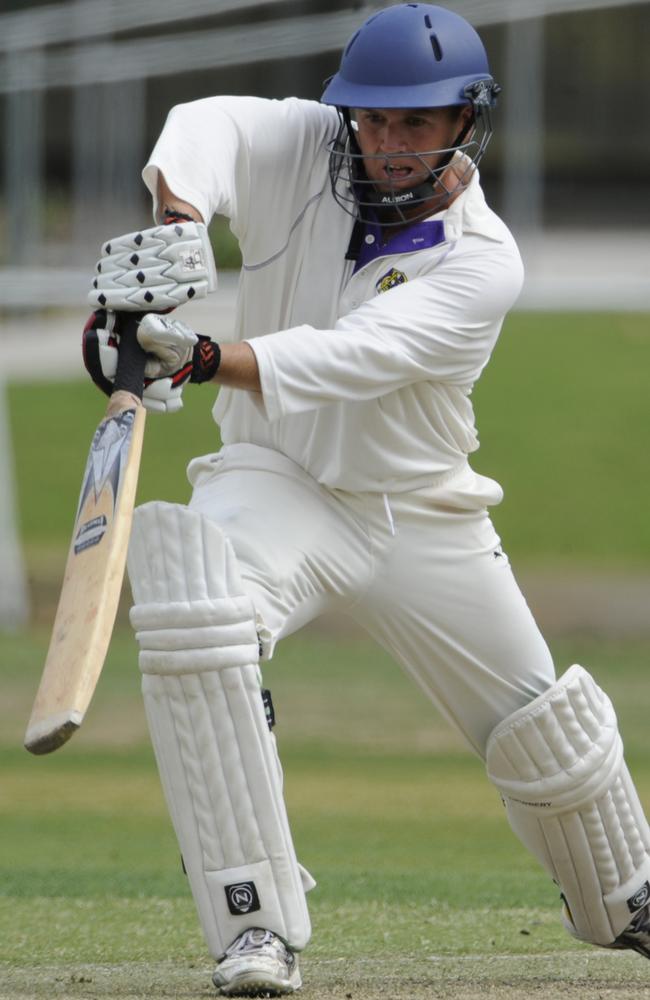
xmin=378 ymin=123 xmax=409 ymax=153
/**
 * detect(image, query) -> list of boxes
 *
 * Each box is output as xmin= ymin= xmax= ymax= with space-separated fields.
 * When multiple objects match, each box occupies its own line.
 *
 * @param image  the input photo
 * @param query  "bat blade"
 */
xmin=24 ymin=391 xmax=146 ymax=754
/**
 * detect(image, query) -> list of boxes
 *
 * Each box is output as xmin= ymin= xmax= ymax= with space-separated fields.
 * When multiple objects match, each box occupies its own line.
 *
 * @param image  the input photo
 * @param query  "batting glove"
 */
xmin=136 ymin=312 xmax=221 ymax=385
xmin=82 ymin=311 xmax=221 ymax=413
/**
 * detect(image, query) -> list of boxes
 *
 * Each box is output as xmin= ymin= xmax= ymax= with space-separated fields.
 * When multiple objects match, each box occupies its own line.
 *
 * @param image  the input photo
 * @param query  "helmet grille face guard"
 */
xmin=327 ymin=81 xmax=499 ymax=226
xmin=321 ymin=4 xmax=500 ymax=225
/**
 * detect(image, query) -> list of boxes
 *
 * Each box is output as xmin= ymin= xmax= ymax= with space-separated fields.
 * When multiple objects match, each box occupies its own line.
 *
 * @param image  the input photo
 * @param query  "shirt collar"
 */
xmin=353 ymin=218 xmax=447 ymax=274
xmin=351 ymin=164 xmax=504 ymax=275
xmin=442 ymin=167 xmax=505 ymax=244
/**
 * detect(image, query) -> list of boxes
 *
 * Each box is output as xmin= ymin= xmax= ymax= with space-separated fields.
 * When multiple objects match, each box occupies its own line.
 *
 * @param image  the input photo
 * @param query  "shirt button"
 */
xmin=364 ymin=235 xmax=375 ymax=245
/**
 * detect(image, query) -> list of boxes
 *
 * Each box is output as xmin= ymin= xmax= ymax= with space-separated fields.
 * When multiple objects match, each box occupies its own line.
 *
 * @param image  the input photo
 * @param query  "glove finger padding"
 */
xmin=136 ymin=313 xmax=198 ymax=378
xmin=141 ymin=377 xmax=186 ymax=414
xmin=135 ymin=313 xmax=221 ymax=385
xmin=89 ymin=222 xmax=217 ymax=312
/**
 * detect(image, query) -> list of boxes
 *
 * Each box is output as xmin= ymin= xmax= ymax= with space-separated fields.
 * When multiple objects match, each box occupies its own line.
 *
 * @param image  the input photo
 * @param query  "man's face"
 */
xmin=353 ymin=106 xmax=471 ymax=194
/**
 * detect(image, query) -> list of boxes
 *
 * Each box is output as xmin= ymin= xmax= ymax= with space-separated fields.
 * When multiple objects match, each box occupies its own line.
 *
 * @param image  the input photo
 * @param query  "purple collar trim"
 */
xmin=353 ymin=219 xmax=446 ymax=274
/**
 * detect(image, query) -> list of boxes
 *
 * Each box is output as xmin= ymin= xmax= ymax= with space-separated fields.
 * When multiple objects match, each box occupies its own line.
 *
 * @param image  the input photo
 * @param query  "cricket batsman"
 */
xmin=82 ymin=4 xmax=650 ymax=994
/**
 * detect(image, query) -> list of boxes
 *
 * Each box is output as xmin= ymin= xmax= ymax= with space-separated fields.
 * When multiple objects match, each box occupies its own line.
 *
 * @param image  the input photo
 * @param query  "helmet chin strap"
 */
xmin=364 ymin=178 xmax=443 ymax=218
xmin=343 ymin=109 xmax=474 ymax=224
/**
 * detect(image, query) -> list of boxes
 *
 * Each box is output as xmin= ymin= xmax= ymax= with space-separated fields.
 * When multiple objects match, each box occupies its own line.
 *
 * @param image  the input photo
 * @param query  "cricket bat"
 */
xmin=24 ymin=315 xmax=147 ymax=755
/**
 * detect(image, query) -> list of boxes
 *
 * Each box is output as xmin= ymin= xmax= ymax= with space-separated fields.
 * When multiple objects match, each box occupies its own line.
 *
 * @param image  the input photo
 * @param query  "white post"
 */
xmin=5 ymin=47 xmax=44 ymax=265
xmin=99 ymin=78 xmax=147 ymax=232
xmin=502 ymin=15 xmax=545 ymax=236
xmin=0 ymin=379 xmax=30 ymax=629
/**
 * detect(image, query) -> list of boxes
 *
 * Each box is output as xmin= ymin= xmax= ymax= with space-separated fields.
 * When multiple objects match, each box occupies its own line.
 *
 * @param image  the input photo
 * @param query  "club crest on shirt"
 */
xmin=375 ymin=268 xmax=407 ymax=294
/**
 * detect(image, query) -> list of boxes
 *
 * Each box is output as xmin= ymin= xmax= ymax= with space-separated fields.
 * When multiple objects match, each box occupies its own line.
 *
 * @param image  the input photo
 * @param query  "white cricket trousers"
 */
xmin=188 ymin=443 xmax=556 ymax=757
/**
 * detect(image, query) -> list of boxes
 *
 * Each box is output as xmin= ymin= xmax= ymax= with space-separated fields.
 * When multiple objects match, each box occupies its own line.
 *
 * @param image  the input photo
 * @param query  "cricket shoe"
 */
xmin=212 ymin=928 xmax=301 ymax=996
xmin=608 ymin=903 xmax=650 ymax=959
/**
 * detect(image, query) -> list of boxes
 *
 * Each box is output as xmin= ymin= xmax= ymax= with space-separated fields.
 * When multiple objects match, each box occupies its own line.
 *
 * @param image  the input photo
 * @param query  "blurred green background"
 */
xmin=8 ymin=310 xmax=650 ymax=573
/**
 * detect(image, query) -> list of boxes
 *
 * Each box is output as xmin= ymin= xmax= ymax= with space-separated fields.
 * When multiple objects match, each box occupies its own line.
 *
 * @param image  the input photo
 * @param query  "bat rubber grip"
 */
xmin=114 ymin=313 xmax=147 ymax=400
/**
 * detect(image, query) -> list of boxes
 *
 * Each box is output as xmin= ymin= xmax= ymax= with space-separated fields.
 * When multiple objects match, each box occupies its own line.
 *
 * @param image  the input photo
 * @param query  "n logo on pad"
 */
xmin=225 ymin=881 xmax=261 ymax=915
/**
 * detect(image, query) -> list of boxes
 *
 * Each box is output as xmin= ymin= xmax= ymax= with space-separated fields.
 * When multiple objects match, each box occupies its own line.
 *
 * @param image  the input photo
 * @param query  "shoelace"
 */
xmin=227 ymin=929 xmax=278 ymax=957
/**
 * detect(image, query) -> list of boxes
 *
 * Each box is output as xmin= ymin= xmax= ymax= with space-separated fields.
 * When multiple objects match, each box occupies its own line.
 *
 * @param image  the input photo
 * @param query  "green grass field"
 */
xmin=7 ymin=311 xmax=650 ymax=580
xmin=2 ymin=630 xmax=650 ymax=998
xmin=2 ymin=311 xmax=650 ymax=997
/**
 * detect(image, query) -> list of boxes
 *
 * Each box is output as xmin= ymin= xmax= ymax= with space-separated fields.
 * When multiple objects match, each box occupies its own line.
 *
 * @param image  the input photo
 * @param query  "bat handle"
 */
xmin=114 ymin=312 xmax=147 ymax=400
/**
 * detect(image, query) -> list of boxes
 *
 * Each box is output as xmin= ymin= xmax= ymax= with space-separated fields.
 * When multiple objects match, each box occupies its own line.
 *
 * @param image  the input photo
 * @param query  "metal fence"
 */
xmin=2 ymin=0 xmax=649 ymax=276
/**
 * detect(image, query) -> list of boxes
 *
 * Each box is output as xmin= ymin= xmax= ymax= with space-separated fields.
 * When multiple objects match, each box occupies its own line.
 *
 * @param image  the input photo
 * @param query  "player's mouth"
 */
xmin=383 ymin=163 xmax=414 ymax=183
xmin=373 ymin=161 xmax=419 ymax=191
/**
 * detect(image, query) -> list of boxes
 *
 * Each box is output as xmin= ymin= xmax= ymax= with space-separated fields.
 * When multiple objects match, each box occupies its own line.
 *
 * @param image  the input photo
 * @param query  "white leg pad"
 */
xmin=486 ymin=664 xmax=650 ymax=945
xmin=127 ymin=501 xmax=312 ymax=958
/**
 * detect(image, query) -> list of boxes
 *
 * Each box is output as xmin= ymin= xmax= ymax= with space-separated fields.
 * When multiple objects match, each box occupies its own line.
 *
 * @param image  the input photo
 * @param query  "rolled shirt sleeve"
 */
xmin=142 ymin=96 xmax=337 ymax=252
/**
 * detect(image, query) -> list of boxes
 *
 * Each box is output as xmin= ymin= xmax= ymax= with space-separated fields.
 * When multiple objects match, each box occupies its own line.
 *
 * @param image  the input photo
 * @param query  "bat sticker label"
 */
xmin=74 ymin=409 xmax=137 ymax=548
xmin=74 ymin=515 xmax=108 ymax=554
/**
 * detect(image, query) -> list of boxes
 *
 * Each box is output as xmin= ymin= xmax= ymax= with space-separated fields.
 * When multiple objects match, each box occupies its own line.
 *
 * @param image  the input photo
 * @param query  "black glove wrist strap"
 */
xmin=191 ymin=335 xmax=221 ymax=384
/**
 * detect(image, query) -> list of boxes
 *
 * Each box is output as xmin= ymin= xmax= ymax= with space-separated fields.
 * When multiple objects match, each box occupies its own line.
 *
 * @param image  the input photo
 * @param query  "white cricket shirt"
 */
xmin=143 ymin=96 xmax=524 ymax=494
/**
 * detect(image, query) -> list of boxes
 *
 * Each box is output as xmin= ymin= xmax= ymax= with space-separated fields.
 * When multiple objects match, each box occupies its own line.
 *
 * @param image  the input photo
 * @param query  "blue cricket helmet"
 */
xmin=321 ymin=3 xmax=496 ymax=111
xmin=321 ymin=4 xmax=500 ymax=226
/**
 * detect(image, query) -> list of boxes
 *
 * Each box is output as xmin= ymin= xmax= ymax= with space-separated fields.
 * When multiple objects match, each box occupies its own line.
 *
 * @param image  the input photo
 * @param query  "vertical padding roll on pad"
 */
xmin=127 ymin=501 xmax=312 ymax=958
xmin=486 ymin=664 xmax=650 ymax=945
